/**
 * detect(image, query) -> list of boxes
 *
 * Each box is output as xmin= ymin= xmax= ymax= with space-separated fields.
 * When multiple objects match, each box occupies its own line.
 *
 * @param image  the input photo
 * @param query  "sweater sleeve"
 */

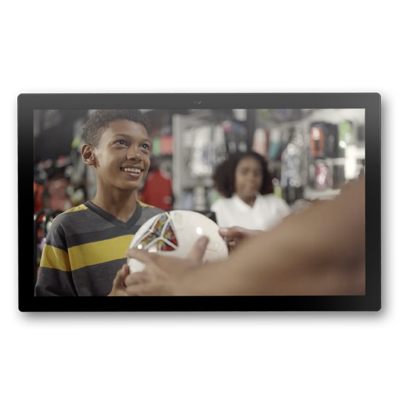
xmin=35 ymin=217 xmax=78 ymax=297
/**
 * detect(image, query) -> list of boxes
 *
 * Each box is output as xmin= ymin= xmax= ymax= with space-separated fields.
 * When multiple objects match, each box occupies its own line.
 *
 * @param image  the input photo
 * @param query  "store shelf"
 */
xmin=182 ymin=177 xmax=214 ymax=190
xmin=304 ymin=187 xmax=341 ymax=200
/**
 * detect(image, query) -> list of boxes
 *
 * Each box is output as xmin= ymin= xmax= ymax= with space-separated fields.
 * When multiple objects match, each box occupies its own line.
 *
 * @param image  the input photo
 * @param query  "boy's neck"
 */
xmin=91 ymin=190 xmax=138 ymax=223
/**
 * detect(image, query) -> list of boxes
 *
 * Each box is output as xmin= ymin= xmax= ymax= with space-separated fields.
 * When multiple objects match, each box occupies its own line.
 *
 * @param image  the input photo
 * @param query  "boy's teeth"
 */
xmin=123 ymin=168 xmax=141 ymax=173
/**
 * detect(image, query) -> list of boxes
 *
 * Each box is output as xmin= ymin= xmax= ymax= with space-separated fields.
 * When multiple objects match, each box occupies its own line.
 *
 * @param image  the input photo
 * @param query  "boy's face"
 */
xmin=92 ymin=119 xmax=151 ymax=193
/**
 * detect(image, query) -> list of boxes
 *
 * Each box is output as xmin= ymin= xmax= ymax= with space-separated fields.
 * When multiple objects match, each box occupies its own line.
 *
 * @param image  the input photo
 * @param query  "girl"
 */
xmin=211 ymin=151 xmax=290 ymax=231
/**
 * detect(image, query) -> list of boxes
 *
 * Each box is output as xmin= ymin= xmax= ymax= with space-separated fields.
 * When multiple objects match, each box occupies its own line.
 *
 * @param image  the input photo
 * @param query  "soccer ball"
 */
xmin=127 ymin=210 xmax=228 ymax=273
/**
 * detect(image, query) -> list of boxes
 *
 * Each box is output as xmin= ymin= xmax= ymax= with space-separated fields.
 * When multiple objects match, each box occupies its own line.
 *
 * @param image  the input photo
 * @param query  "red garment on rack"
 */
xmin=34 ymin=182 xmax=44 ymax=215
xmin=140 ymin=169 xmax=173 ymax=211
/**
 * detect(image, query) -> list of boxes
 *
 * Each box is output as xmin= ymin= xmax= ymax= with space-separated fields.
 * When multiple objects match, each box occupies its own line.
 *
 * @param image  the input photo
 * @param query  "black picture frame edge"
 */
xmin=9 ymin=85 xmax=398 ymax=329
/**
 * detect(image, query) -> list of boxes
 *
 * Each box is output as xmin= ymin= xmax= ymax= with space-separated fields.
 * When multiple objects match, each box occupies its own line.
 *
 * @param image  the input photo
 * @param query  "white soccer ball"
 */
xmin=127 ymin=210 xmax=228 ymax=274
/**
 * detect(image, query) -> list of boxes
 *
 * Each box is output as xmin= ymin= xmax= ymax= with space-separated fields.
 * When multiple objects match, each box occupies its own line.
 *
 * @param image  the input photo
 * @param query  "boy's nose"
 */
xmin=127 ymin=150 xmax=142 ymax=161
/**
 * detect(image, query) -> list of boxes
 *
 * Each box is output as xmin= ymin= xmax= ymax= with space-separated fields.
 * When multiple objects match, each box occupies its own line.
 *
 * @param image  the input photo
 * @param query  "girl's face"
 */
xmin=234 ymin=157 xmax=263 ymax=201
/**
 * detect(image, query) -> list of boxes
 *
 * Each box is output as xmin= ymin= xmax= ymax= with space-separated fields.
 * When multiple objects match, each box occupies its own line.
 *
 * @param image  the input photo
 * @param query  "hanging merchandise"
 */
xmin=33 ymin=180 xmax=46 ymax=252
xmin=280 ymin=126 xmax=307 ymax=204
xmin=160 ymin=120 xmax=172 ymax=137
xmin=344 ymin=144 xmax=359 ymax=180
xmin=35 ymin=161 xmax=48 ymax=184
xmin=281 ymin=143 xmax=300 ymax=190
xmin=34 ymin=208 xmax=63 ymax=285
xmin=55 ymin=155 xmax=70 ymax=168
xmin=181 ymin=126 xmax=195 ymax=184
xmin=281 ymin=127 xmax=308 ymax=188
xmin=189 ymin=126 xmax=213 ymax=178
xmin=272 ymin=109 xmax=303 ymax=122
xmin=309 ymin=121 xmax=345 ymax=159
xmin=279 ymin=127 xmax=294 ymax=159
xmin=298 ymin=125 xmax=309 ymax=188
xmin=310 ymin=122 xmax=345 ymax=159
xmin=273 ymin=109 xmax=291 ymax=121
xmin=34 ymin=181 xmax=44 ymax=215
xmin=159 ymin=158 xmax=173 ymax=176
xmin=332 ymin=163 xmax=346 ymax=189
xmin=152 ymin=137 xmax=161 ymax=156
xmin=338 ymin=121 xmax=355 ymax=145
xmin=232 ymin=109 xmax=247 ymax=121
xmin=69 ymin=187 xmax=85 ymax=206
xmin=192 ymin=185 xmax=207 ymax=211
xmin=46 ymin=171 xmax=72 ymax=211
xmin=207 ymin=187 xmax=221 ymax=208
xmin=181 ymin=191 xmax=193 ymax=210
xmin=309 ymin=123 xmax=325 ymax=158
xmin=34 ymin=209 xmax=47 ymax=273
xmin=267 ymin=128 xmax=281 ymax=160
xmin=223 ymin=120 xmax=247 ymax=155
xmin=329 ymin=124 xmax=346 ymax=158
xmin=140 ymin=168 xmax=173 ymax=211
xmin=252 ymin=128 xmax=267 ymax=157
xmin=222 ymin=121 xmax=235 ymax=153
xmin=260 ymin=109 xmax=273 ymax=120
xmin=235 ymin=121 xmax=248 ymax=153
xmin=213 ymin=124 xmax=227 ymax=167
xmin=272 ymin=178 xmax=283 ymax=198
xmin=282 ymin=185 xmax=304 ymax=205
xmin=325 ymin=124 xmax=336 ymax=158
xmin=42 ymin=110 xmax=63 ymax=131
xmin=160 ymin=136 xmax=173 ymax=155
xmin=309 ymin=160 xmax=333 ymax=190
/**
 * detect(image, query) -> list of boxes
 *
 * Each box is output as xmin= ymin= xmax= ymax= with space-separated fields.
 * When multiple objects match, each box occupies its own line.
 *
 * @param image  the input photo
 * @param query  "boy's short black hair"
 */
xmin=213 ymin=151 xmax=273 ymax=198
xmin=82 ymin=109 xmax=150 ymax=147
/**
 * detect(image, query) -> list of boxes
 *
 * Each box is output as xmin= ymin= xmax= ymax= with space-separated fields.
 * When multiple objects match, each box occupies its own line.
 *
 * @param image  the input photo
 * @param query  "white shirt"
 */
xmin=211 ymin=193 xmax=291 ymax=231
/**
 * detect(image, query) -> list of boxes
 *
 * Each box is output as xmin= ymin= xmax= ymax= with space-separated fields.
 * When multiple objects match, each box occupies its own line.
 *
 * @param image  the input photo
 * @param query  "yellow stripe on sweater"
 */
xmin=40 ymin=245 xmax=71 ymax=272
xmin=68 ymin=235 xmax=134 ymax=271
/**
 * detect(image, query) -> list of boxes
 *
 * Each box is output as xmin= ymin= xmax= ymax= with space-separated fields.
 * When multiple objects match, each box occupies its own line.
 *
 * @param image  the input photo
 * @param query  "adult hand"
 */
xmin=110 ymin=236 xmax=210 ymax=296
xmin=218 ymin=226 xmax=263 ymax=251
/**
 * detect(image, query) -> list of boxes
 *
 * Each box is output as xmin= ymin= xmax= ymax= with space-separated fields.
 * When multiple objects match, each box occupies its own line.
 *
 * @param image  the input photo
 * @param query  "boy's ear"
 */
xmin=81 ymin=144 xmax=97 ymax=166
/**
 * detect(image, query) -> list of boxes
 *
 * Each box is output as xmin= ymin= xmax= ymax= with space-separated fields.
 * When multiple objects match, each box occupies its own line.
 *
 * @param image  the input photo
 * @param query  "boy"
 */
xmin=35 ymin=110 xmax=164 ymax=296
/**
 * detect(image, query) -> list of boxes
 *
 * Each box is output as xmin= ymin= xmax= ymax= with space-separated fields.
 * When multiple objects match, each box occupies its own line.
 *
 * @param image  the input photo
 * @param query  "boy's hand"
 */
xmin=108 ymin=236 xmax=210 ymax=296
xmin=108 ymin=264 xmax=131 ymax=296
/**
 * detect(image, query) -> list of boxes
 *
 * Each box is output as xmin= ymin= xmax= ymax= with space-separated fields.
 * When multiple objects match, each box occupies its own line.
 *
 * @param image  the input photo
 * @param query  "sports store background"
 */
xmin=34 ymin=108 xmax=365 ymax=270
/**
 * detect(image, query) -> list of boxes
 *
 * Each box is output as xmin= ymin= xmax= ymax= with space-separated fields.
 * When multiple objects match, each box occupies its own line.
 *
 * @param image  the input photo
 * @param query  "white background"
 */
xmin=2 ymin=1 xmax=398 ymax=399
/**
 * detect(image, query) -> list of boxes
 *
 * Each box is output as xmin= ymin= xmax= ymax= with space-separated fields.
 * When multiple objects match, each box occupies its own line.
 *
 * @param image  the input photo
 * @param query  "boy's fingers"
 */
xmin=126 ymin=248 xmax=159 ymax=263
xmin=113 ymin=265 xmax=129 ymax=289
xmin=124 ymin=271 xmax=149 ymax=286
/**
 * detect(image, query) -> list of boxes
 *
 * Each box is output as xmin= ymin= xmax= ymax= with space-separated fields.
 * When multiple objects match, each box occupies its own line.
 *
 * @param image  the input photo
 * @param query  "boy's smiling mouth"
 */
xmin=120 ymin=166 xmax=143 ymax=178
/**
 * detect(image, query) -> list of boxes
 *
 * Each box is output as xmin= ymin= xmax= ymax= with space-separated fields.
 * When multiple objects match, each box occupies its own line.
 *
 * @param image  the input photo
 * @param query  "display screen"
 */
xmin=20 ymin=94 xmax=379 ymax=311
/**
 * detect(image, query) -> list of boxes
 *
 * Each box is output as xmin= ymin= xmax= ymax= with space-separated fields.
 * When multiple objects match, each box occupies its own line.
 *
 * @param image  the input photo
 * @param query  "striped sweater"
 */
xmin=35 ymin=201 xmax=164 ymax=296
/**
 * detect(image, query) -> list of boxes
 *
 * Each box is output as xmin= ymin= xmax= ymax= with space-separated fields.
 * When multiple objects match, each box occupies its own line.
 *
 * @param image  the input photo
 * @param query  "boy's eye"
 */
xmin=141 ymin=143 xmax=150 ymax=150
xmin=115 ymin=140 xmax=128 ymax=146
